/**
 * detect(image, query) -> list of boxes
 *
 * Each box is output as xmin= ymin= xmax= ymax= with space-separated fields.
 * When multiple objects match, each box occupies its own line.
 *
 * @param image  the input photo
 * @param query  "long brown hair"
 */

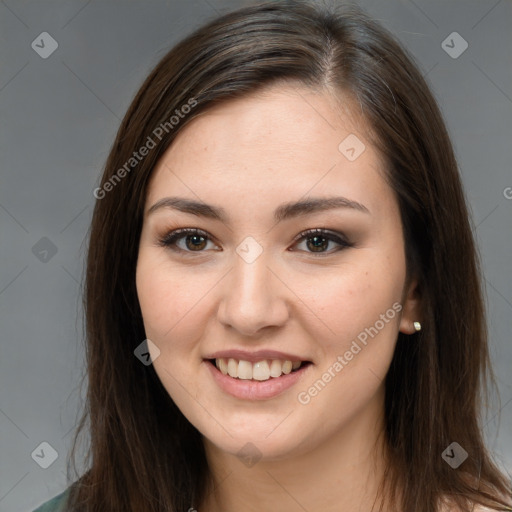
xmin=66 ymin=1 xmax=512 ymax=510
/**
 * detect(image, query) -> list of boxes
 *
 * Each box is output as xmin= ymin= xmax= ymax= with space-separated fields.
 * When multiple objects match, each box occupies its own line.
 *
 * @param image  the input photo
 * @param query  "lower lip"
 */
xmin=205 ymin=360 xmax=312 ymax=401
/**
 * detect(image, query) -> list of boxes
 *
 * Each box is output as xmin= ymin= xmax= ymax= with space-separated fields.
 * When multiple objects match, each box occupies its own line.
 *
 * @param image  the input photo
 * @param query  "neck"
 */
xmin=199 ymin=387 xmax=391 ymax=512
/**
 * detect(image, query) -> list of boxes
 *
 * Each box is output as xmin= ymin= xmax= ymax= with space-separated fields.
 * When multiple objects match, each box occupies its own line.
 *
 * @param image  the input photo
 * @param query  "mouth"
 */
xmin=204 ymin=357 xmax=313 ymax=400
xmin=207 ymin=358 xmax=312 ymax=381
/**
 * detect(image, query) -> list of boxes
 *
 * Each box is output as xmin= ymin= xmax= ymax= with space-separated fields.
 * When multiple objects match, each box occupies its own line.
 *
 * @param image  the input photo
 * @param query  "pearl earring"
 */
xmin=413 ymin=321 xmax=422 ymax=332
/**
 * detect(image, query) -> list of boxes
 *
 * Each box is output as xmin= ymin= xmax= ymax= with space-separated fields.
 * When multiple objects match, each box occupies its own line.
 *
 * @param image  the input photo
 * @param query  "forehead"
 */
xmin=145 ymin=84 xmax=395 ymax=220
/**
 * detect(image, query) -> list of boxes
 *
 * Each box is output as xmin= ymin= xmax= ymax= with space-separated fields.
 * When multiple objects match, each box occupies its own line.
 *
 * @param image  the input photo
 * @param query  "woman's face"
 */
xmin=136 ymin=84 xmax=420 ymax=461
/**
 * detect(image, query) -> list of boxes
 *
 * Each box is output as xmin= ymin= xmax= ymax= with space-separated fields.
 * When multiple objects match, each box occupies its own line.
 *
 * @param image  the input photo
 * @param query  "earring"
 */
xmin=413 ymin=321 xmax=422 ymax=332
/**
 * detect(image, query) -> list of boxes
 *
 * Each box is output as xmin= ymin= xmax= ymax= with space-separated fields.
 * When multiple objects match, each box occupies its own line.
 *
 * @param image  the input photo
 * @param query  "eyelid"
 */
xmin=157 ymin=227 xmax=353 ymax=255
xmin=289 ymin=228 xmax=353 ymax=256
xmin=291 ymin=227 xmax=350 ymax=245
xmin=156 ymin=227 xmax=219 ymax=252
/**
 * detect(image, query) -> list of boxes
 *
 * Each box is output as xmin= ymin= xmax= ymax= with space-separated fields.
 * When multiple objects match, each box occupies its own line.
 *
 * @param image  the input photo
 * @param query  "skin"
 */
xmin=136 ymin=83 xmax=422 ymax=512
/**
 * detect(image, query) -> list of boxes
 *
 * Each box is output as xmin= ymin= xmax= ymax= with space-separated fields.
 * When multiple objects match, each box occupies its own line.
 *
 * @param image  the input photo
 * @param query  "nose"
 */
xmin=217 ymin=248 xmax=290 ymax=337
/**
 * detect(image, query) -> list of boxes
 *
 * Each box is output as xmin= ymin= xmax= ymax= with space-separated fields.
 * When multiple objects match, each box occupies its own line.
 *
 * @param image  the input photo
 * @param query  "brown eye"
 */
xmin=292 ymin=228 xmax=353 ymax=254
xmin=158 ymin=228 xmax=217 ymax=253
xmin=157 ymin=227 xmax=352 ymax=256
xmin=306 ymin=234 xmax=329 ymax=252
xmin=184 ymin=233 xmax=207 ymax=251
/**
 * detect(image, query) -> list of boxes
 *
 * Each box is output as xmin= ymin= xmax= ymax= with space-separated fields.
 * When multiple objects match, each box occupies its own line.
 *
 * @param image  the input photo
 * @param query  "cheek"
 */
xmin=136 ymin=254 xmax=206 ymax=404
xmin=294 ymin=268 xmax=403 ymax=425
xmin=300 ymin=256 xmax=404 ymax=353
xmin=136 ymin=252 xmax=204 ymax=340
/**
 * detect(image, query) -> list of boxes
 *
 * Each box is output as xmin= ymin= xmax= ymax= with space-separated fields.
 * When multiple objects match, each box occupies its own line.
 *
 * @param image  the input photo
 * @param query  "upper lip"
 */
xmin=204 ymin=349 xmax=310 ymax=363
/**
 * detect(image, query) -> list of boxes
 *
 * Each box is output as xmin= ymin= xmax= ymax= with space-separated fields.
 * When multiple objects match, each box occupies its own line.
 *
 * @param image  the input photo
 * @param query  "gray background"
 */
xmin=1 ymin=0 xmax=511 ymax=510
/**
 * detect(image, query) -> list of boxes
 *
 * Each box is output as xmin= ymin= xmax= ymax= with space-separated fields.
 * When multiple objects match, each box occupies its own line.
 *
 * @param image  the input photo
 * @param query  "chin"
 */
xmin=203 ymin=430 xmax=307 ymax=463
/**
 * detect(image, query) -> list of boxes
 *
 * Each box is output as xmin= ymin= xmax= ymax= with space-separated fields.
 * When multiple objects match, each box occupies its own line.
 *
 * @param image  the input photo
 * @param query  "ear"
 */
xmin=399 ymin=277 xmax=422 ymax=335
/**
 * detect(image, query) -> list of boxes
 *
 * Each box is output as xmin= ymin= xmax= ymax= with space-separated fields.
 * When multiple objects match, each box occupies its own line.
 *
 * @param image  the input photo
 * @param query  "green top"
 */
xmin=33 ymin=487 xmax=71 ymax=512
xmin=32 ymin=486 xmax=511 ymax=511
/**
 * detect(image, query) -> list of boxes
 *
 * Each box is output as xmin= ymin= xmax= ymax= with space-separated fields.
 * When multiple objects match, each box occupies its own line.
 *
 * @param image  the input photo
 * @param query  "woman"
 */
xmin=34 ymin=1 xmax=512 ymax=511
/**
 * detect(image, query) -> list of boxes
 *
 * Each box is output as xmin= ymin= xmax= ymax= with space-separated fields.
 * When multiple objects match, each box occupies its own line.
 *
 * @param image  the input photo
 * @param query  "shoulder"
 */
xmin=33 ymin=487 xmax=71 ymax=512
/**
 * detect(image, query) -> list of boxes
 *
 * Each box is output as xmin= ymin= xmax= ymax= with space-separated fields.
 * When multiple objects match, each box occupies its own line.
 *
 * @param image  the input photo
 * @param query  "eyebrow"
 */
xmin=146 ymin=195 xmax=370 ymax=223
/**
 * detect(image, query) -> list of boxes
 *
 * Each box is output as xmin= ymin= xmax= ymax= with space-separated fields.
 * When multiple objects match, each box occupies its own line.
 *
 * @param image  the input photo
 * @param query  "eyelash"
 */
xmin=156 ymin=227 xmax=354 ymax=256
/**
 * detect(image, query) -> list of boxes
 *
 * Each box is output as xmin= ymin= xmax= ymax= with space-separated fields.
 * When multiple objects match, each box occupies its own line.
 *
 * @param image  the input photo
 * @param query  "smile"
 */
xmin=215 ymin=357 xmax=307 ymax=380
xmin=205 ymin=358 xmax=313 ymax=400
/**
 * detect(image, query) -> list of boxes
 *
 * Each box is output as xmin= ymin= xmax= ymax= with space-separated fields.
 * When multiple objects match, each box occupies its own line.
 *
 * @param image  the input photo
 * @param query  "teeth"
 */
xmin=237 ymin=360 xmax=252 ymax=379
xmin=227 ymin=358 xmax=238 ymax=378
xmin=218 ymin=358 xmax=228 ymax=375
xmin=269 ymin=359 xmax=283 ymax=378
xmin=282 ymin=360 xmax=292 ymax=374
xmin=214 ymin=358 xmax=304 ymax=381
